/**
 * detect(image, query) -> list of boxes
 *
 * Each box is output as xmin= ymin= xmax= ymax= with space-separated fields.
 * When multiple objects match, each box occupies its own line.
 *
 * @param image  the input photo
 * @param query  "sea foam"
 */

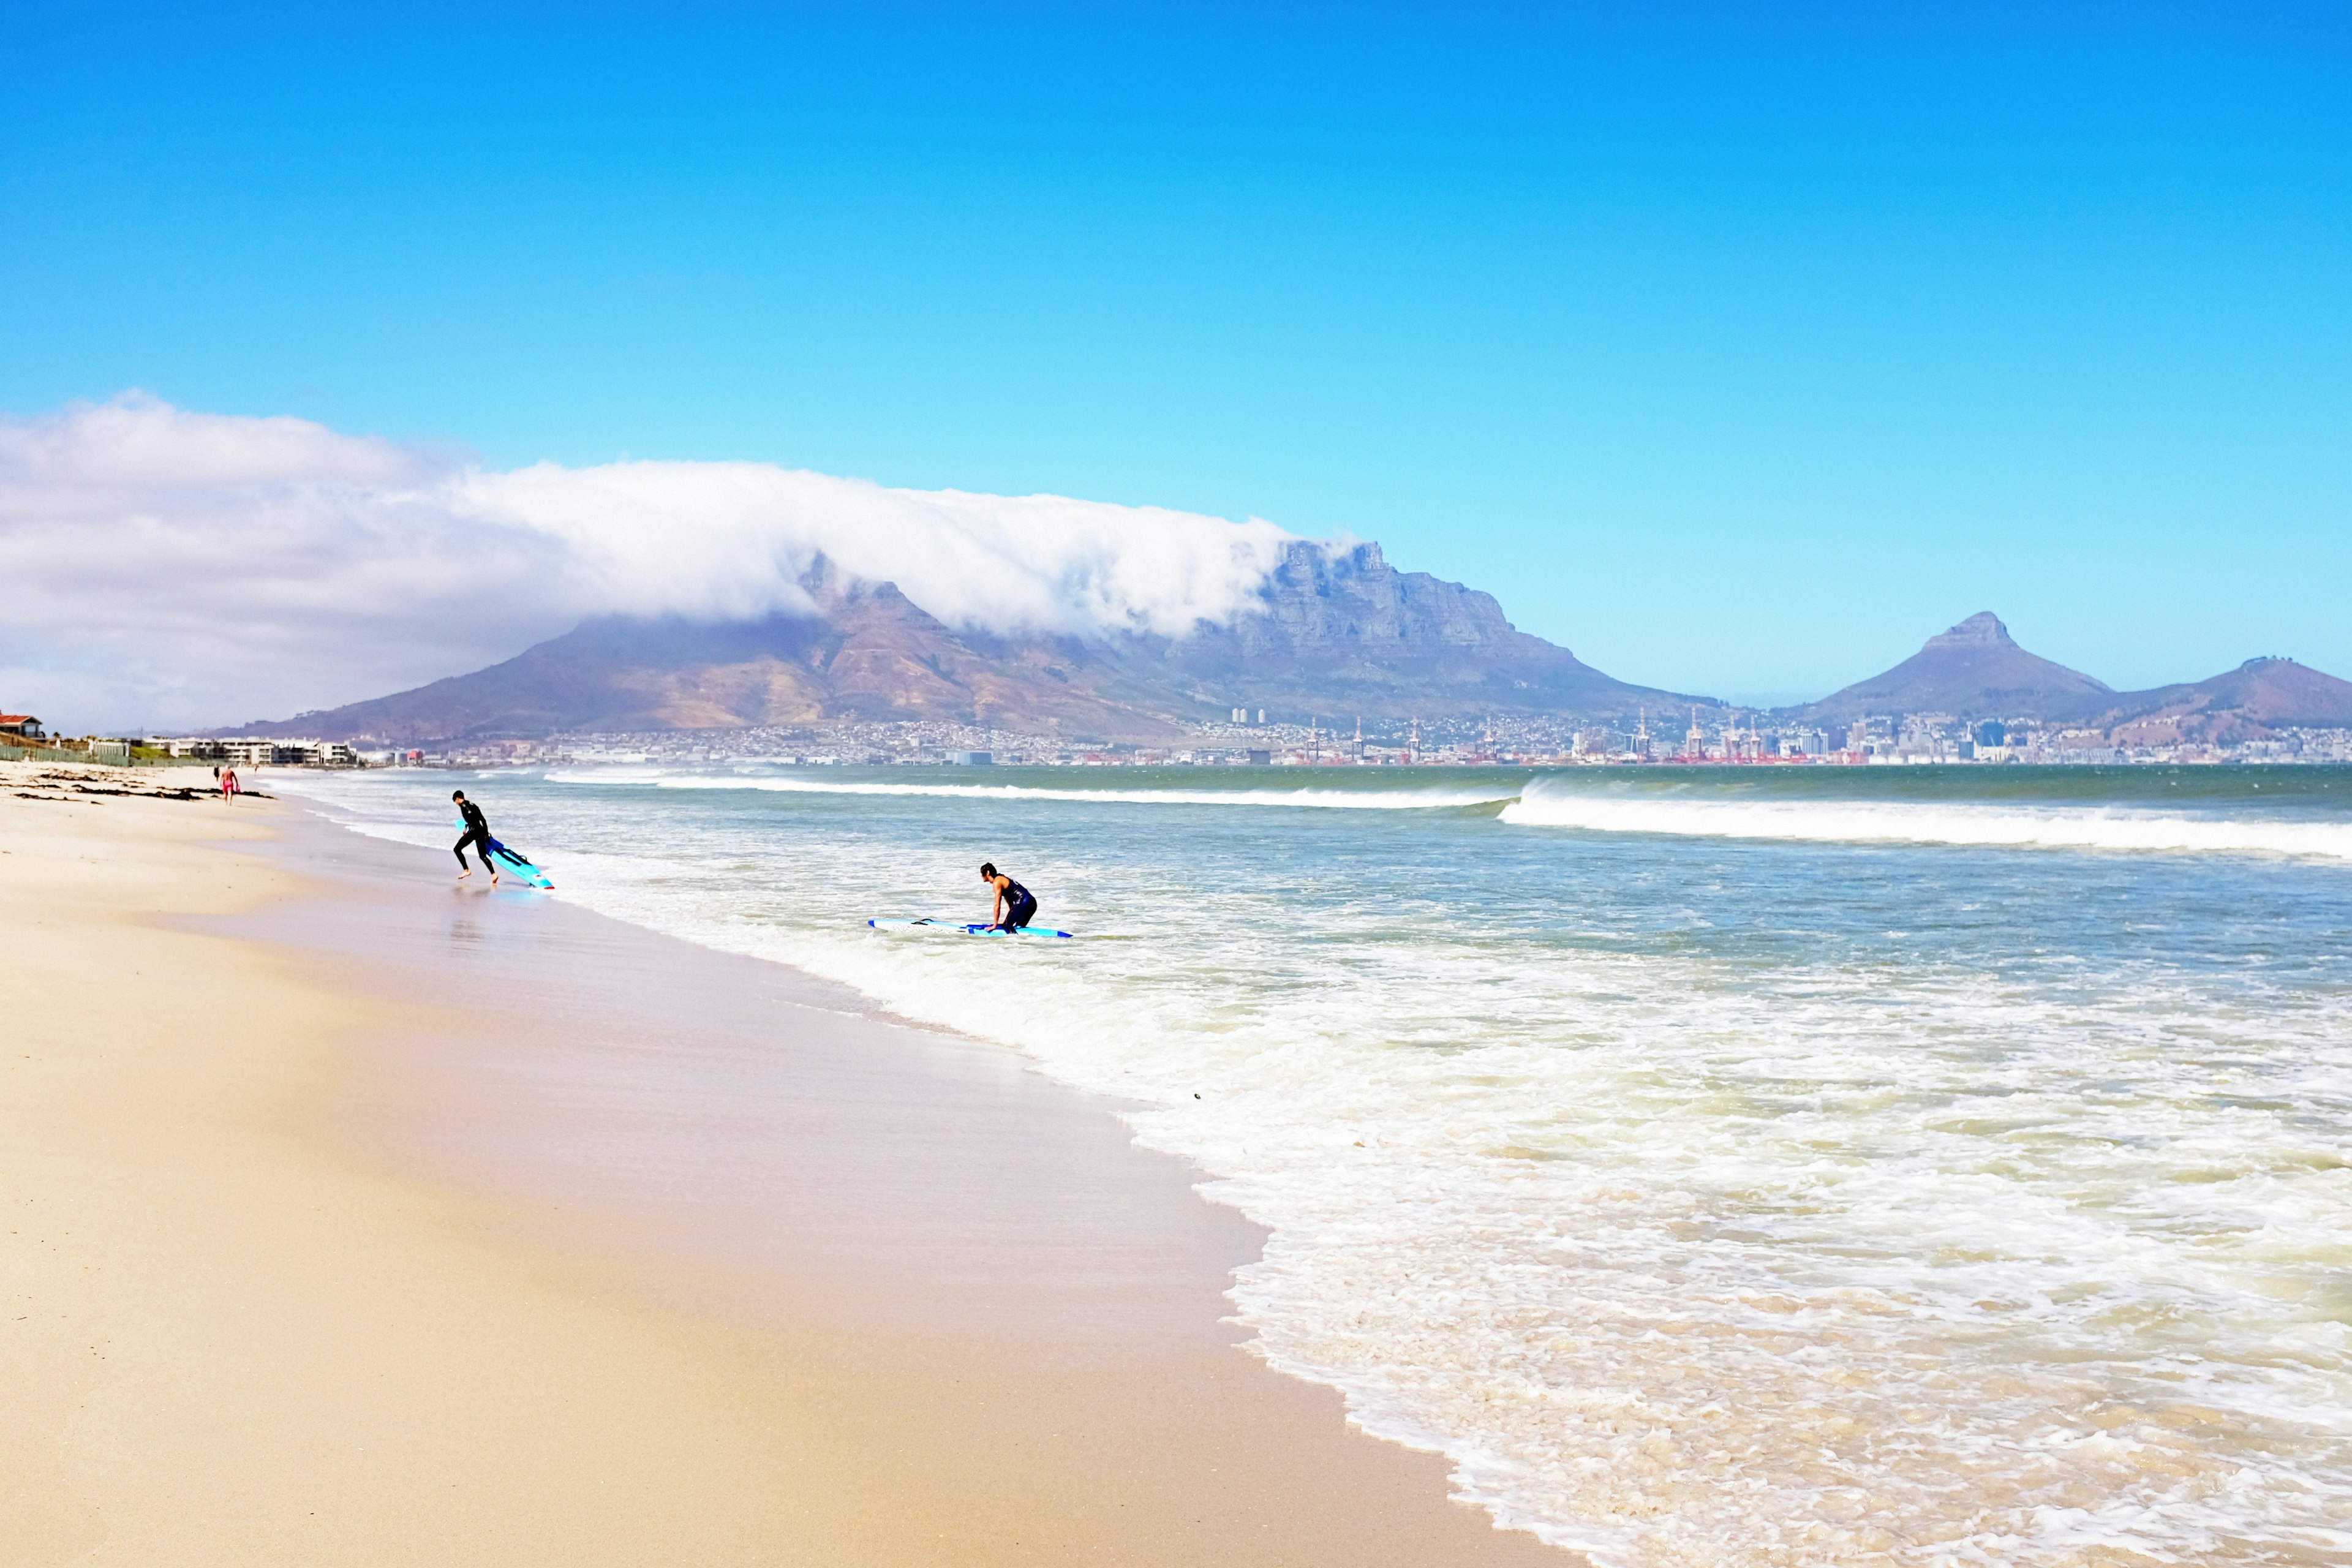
xmin=1501 ymin=778 xmax=2352 ymax=859
xmin=543 ymin=768 xmax=1521 ymax=811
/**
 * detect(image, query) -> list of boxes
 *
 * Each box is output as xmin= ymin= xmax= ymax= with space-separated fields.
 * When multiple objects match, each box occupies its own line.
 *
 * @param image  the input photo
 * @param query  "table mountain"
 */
xmin=243 ymin=543 xmax=1702 ymax=744
xmin=1142 ymin=540 xmax=1687 ymax=719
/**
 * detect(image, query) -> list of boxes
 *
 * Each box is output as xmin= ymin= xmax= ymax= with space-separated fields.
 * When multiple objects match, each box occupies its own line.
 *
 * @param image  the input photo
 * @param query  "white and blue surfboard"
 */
xmin=869 ymin=917 xmax=1074 ymax=939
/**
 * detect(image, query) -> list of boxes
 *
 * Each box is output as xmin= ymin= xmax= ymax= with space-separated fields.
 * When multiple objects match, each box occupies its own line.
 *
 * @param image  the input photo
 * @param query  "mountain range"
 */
xmin=251 ymin=543 xmax=1692 ymax=744
xmin=1789 ymin=612 xmax=2352 ymax=740
xmin=246 ymin=550 xmax=2352 ymax=746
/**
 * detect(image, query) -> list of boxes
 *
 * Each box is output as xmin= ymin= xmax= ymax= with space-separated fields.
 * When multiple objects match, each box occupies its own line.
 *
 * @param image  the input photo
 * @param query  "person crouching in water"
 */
xmin=980 ymin=862 xmax=1036 ymax=933
xmin=453 ymin=790 xmax=499 ymax=884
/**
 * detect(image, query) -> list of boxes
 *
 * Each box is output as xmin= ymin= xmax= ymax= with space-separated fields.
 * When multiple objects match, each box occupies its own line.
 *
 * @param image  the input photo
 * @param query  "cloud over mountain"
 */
xmin=0 ymin=394 xmax=1301 ymax=729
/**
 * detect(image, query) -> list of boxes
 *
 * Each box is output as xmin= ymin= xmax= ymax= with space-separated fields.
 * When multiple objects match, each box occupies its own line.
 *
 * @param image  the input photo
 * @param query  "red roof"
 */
xmin=0 ymin=715 xmax=38 ymax=724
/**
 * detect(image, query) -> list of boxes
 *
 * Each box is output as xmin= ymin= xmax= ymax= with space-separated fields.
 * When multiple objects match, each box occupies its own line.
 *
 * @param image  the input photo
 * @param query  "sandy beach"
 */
xmin=1 ymin=764 xmax=1566 ymax=1567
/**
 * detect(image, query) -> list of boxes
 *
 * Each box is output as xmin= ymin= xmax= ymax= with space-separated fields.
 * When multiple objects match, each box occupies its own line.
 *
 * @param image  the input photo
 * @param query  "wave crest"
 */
xmin=543 ymin=770 xmax=1522 ymax=812
xmin=1499 ymin=783 xmax=2352 ymax=859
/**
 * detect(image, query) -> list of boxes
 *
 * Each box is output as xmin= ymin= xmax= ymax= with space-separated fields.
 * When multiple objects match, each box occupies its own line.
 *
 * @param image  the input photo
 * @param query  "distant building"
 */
xmin=951 ymin=750 xmax=993 ymax=766
xmin=0 ymin=714 xmax=43 ymax=739
xmin=154 ymin=736 xmax=359 ymax=767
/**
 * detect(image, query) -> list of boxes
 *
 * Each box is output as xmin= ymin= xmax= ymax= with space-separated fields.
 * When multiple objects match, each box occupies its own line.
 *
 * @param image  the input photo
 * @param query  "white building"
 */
xmin=151 ymin=736 xmax=361 ymax=767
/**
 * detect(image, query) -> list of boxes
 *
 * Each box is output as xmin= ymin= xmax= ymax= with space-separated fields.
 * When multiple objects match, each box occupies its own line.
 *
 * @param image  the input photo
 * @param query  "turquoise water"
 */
xmin=284 ymin=763 xmax=2352 ymax=1566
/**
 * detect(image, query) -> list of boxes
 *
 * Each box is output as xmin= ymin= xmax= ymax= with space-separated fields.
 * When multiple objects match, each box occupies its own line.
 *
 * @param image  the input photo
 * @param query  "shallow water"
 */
xmin=281 ymin=762 xmax=2352 ymax=1566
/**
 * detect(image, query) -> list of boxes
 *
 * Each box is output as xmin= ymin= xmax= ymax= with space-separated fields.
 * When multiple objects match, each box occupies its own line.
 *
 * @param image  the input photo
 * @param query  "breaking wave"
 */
xmin=1500 ymin=780 xmax=2352 ymax=859
xmin=541 ymin=770 xmax=1522 ymax=812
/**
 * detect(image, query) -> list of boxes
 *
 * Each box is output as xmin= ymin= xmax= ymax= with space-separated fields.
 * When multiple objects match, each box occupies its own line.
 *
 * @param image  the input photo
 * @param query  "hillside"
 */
xmin=1780 ymin=616 xmax=2352 ymax=741
xmin=245 ymin=543 xmax=1702 ymax=744
xmin=1792 ymin=612 xmax=2111 ymax=723
xmin=2094 ymin=657 xmax=2352 ymax=745
xmin=249 ymin=565 xmax=1195 ymax=744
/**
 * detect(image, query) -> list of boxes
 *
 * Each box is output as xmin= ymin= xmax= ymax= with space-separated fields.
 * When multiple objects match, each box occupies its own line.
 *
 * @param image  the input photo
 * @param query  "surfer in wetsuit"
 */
xmin=980 ymin=862 xmax=1037 ymax=933
xmin=453 ymin=790 xmax=499 ymax=884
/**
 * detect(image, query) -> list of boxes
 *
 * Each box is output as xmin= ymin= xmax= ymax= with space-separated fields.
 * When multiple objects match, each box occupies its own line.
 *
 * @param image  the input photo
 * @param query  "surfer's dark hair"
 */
xmin=451 ymin=790 xmax=465 ymax=800
xmin=979 ymin=862 xmax=998 ymax=878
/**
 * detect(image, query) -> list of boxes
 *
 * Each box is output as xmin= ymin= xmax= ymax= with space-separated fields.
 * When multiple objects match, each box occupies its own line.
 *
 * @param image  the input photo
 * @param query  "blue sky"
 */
xmin=4 ymin=2 xmax=2346 ymax=703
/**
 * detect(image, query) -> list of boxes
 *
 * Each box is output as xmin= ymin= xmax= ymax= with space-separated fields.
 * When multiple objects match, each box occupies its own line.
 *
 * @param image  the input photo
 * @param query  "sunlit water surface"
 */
xmin=280 ymin=763 xmax=2352 ymax=1566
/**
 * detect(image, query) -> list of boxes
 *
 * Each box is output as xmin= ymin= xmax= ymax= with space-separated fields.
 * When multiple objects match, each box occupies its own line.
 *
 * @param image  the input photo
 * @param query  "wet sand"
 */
xmin=2 ymin=772 xmax=1571 ymax=1566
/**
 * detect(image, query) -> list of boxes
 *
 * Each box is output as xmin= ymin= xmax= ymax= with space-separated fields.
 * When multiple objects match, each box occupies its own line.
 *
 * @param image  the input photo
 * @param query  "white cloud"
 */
xmin=0 ymin=393 xmax=1303 ymax=732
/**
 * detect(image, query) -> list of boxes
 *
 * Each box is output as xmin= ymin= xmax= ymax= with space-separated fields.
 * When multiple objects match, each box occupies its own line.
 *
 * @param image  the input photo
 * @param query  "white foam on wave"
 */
xmin=541 ymin=768 xmax=1521 ymax=812
xmin=1501 ymin=780 xmax=2352 ymax=859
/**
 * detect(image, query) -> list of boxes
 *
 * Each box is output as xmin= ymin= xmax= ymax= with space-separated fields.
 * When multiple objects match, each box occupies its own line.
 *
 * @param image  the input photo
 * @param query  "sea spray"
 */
xmin=1501 ymin=772 xmax=2352 ymax=859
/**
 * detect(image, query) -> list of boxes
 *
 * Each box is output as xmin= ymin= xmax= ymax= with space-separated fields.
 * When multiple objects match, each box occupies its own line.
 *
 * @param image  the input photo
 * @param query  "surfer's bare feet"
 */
xmin=458 ymin=869 xmax=471 ymax=881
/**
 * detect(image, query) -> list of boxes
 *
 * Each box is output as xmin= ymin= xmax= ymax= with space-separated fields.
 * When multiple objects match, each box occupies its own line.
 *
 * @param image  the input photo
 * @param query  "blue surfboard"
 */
xmin=456 ymin=820 xmax=554 ymax=889
xmin=869 ymin=917 xmax=1074 ymax=939
xmin=487 ymin=839 xmax=554 ymax=889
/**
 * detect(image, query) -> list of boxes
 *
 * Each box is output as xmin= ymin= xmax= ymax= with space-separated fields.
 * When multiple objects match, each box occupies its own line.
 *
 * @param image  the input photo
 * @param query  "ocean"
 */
xmin=279 ymin=761 xmax=2352 ymax=1566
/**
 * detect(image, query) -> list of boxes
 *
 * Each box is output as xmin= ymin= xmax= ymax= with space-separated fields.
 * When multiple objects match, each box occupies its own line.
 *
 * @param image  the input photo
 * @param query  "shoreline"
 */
xmin=4 ymin=769 xmax=1572 ymax=1565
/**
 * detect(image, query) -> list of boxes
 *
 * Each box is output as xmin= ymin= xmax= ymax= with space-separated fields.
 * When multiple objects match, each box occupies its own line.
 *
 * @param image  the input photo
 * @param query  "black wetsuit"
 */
xmin=454 ymin=799 xmax=497 ymax=872
xmin=997 ymin=876 xmax=1038 ymax=933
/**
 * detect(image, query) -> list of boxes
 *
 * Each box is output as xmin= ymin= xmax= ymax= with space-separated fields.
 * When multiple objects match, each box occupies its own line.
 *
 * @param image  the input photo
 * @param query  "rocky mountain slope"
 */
xmin=2093 ymin=657 xmax=2352 ymax=745
xmin=1790 ymin=612 xmax=2113 ymax=724
xmin=1789 ymin=613 xmax=2352 ymax=740
xmin=248 ymin=544 xmax=1698 ymax=744
xmin=1142 ymin=541 xmax=1683 ymax=717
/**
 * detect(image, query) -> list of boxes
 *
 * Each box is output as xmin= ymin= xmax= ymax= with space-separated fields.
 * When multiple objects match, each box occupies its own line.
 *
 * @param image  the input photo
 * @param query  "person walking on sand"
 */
xmin=220 ymin=767 xmax=239 ymax=800
xmin=979 ymin=861 xmax=1037 ymax=933
xmin=453 ymin=790 xmax=499 ymax=884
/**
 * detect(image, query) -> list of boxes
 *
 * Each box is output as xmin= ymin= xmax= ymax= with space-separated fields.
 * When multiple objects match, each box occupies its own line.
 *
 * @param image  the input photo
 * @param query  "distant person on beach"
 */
xmin=453 ymin=790 xmax=499 ymax=884
xmin=220 ymin=767 xmax=239 ymax=799
xmin=980 ymin=862 xmax=1036 ymax=932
